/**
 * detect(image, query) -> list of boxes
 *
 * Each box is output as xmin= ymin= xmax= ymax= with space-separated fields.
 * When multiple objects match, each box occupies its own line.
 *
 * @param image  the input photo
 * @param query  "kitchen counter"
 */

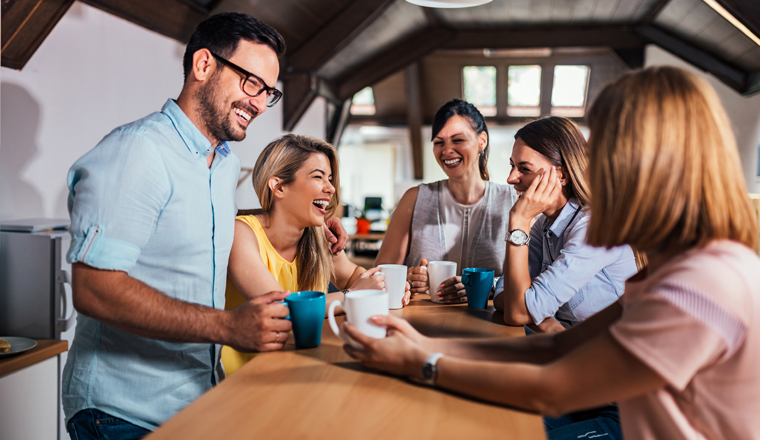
xmin=0 ymin=339 xmax=68 ymax=377
xmin=0 ymin=339 xmax=68 ymax=440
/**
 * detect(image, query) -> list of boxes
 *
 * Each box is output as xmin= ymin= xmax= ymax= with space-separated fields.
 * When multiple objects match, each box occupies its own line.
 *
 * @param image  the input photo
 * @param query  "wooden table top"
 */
xmin=148 ymin=295 xmax=545 ymax=440
xmin=0 ymin=339 xmax=68 ymax=377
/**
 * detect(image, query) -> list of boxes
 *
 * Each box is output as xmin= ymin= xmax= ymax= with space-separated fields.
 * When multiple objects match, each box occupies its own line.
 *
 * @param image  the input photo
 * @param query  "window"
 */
xmin=551 ymin=65 xmax=589 ymax=117
xmin=351 ymin=87 xmax=376 ymax=115
xmin=507 ymin=65 xmax=542 ymax=117
xmin=463 ymin=66 xmax=497 ymax=116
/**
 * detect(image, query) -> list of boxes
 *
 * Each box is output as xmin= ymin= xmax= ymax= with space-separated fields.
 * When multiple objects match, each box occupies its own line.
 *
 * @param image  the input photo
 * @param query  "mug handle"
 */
xmin=328 ymin=299 xmax=362 ymax=349
xmin=462 ymin=271 xmax=472 ymax=287
xmin=328 ymin=299 xmax=345 ymax=340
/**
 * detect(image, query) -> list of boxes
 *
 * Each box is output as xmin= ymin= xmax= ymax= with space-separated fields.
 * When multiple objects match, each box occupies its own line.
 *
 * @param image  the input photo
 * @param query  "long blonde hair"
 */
xmin=585 ymin=66 xmax=759 ymax=253
xmin=250 ymin=134 xmax=340 ymax=292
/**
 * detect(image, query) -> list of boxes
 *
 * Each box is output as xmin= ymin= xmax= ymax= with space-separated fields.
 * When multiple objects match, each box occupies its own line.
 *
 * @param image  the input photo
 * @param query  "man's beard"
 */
xmin=196 ymin=72 xmax=256 ymax=144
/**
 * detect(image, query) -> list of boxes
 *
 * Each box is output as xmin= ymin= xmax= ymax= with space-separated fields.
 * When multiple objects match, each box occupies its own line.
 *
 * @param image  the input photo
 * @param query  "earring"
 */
xmin=479 ymin=150 xmax=485 ymax=157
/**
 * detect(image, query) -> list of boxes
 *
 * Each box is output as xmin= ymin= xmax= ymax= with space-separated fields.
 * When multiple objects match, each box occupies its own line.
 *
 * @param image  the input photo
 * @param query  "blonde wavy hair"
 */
xmin=585 ymin=66 xmax=759 ymax=253
xmin=248 ymin=134 xmax=340 ymax=292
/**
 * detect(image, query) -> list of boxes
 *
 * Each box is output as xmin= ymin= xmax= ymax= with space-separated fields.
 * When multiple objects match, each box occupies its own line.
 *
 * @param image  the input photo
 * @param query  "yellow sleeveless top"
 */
xmin=222 ymin=215 xmax=299 ymax=375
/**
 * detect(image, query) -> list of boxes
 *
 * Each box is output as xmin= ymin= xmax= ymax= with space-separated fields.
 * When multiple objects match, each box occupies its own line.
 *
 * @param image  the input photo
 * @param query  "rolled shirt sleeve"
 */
xmin=524 ymin=215 xmax=623 ymax=324
xmin=67 ymin=127 xmax=170 ymax=273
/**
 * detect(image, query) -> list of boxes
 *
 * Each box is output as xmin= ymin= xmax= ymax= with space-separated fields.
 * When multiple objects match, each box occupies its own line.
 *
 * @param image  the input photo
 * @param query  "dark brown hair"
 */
xmin=431 ymin=99 xmax=490 ymax=181
xmin=514 ymin=116 xmax=590 ymax=206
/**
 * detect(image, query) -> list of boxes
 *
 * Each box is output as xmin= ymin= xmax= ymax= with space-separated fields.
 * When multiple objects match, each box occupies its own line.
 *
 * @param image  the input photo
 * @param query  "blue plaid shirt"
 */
xmin=63 ymin=99 xmax=240 ymax=430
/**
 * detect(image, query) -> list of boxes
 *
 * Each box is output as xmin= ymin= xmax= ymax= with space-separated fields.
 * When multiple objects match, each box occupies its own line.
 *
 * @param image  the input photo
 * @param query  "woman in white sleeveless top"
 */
xmin=375 ymin=99 xmax=515 ymax=303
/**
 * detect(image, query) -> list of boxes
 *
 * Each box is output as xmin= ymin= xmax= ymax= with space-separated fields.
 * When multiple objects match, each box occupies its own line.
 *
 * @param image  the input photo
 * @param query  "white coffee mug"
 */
xmin=377 ymin=264 xmax=407 ymax=309
xmin=427 ymin=261 xmax=457 ymax=304
xmin=328 ymin=289 xmax=389 ymax=348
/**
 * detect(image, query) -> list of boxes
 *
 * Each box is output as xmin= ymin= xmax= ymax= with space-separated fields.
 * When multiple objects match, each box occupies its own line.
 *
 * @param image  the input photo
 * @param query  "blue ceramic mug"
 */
xmin=462 ymin=268 xmax=494 ymax=309
xmin=284 ymin=291 xmax=326 ymax=349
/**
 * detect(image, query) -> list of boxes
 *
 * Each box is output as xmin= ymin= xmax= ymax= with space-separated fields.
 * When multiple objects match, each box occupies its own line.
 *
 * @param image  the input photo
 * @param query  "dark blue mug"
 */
xmin=284 ymin=291 xmax=326 ymax=349
xmin=462 ymin=268 xmax=494 ymax=309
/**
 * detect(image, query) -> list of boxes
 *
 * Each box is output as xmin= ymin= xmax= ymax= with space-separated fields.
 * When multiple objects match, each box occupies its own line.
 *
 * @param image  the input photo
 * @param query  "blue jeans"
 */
xmin=544 ymin=404 xmax=622 ymax=440
xmin=67 ymin=409 xmax=151 ymax=440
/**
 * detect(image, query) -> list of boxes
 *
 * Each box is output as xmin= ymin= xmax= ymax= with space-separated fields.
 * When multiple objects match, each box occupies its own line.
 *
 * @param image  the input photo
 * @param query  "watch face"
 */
xmin=422 ymin=363 xmax=435 ymax=381
xmin=509 ymin=230 xmax=529 ymax=245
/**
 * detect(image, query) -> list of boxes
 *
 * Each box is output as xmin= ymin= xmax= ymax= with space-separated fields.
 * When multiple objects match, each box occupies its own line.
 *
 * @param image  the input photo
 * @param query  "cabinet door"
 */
xmin=0 ymin=357 xmax=58 ymax=440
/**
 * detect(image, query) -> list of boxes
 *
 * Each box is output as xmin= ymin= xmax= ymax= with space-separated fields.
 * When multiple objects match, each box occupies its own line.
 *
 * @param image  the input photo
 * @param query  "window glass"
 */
xmin=463 ymin=66 xmax=497 ymax=116
xmin=351 ymin=87 xmax=376 ymax=115
xmin=551 ymin=65 xmax=589 ymax=117
xmin=507 ymin=65 xmax=541 ymax=117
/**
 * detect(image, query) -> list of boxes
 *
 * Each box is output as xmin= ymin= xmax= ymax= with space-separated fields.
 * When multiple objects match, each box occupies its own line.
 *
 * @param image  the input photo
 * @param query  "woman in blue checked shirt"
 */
xmin=493 ymin=116 xmax=638 ymax=440
xmin=494 ymin=117 xmax=638 ymax=333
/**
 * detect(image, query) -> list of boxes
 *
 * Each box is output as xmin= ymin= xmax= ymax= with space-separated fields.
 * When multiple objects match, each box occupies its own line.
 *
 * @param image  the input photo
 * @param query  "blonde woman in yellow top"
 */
xmin=223 ymin=134 xmax=405 ymax=374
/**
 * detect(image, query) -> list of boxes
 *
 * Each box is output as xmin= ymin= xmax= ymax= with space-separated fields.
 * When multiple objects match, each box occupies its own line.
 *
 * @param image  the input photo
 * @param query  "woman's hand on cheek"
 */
xmin=349 ymin=267 xmax=385 ymax=291
xmin=510 ymin=166 xmax=562 ymax=223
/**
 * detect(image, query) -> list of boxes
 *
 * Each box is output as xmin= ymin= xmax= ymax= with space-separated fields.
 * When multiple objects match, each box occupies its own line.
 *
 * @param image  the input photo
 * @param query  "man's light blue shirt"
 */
xmin=495 ymin=199 xmax=637 ymax=327
xmin=63 ymin=99 xmax=240 ymax=430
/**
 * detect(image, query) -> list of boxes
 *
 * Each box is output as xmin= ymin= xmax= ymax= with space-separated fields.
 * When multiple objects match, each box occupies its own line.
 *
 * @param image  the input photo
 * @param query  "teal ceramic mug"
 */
xmin=284 ymin=291 xmax=326 ymax=349
xmin=462 ymin=268 xmax=494 ymax=309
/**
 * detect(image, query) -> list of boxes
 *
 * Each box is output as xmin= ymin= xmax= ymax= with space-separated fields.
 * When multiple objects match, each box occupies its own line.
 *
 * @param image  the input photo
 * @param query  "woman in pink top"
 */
xmin=341 ymin=66 xmax=760 ymax=440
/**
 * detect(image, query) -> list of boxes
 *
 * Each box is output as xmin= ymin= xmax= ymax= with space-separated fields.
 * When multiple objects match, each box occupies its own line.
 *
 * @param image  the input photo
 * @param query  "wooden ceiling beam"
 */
xmin=715 ymin=0 xmax=760 ymax=43
xmin=406 ymin=63 xmax=424 ymax=180
xmin=335 ymin=27 xmax=455 ymax=102
xmin=639 ymin=0 xmax=672 ymax=26
xmin=445 ymin=26 xmax=645 ymax=50
xmin=2 ymin=0 xmax=75 ymax=70
xmin=325 ymin=99 xmax=352 ymax=146
xmin=746 ymin=70 xmax=760 ymax=96
xmin=79 ymin=0 xmax=208 ymax=43
xmin=286 ymin=0 xmax=395 ymax=72
xmin=282 ymin=72 xmax=318 ymax=132
xmin=634 ymin=25 xmax=747 ymax=93
xmin=612 ymin=48 xmax=646 ymax=69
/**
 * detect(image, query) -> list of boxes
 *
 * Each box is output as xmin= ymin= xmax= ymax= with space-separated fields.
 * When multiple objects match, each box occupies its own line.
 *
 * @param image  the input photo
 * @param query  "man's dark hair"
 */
xmin=183 ymin=12 xmax=286 ymax=81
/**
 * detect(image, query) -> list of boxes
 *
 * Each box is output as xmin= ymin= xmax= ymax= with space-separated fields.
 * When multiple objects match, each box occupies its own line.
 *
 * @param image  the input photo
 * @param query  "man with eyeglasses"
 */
xmin=62 ymin=13 xmax=347 ymax=440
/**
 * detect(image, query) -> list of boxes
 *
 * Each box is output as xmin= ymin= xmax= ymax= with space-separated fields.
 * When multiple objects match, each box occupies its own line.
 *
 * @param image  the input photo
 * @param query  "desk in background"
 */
xmin=147 ymin=296 xmax=545 ymax=440
xmin=347 ymin=232 xmax=385 ymax=269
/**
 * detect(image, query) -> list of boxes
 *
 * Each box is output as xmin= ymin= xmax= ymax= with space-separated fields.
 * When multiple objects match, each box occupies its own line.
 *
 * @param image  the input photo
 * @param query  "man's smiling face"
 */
xmin=196 ymin=40 xmax=280 ymax=144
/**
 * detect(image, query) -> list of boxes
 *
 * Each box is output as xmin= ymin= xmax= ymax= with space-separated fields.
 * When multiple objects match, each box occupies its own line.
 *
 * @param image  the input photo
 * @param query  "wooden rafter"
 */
xmin=715 ymin=0 xmax=760 ymax=42
xmin=335 ymin=27 xmax=456 ymax=101
xmin=635 ymin=25 xmax=747 ymax=93
xmin=79 ymin=0 xmax=208 ymax=43
xmin=445 ymin=26 xmax=645 ymax=50
xmin=286 ymin=0 xmax=395 ymax=72
xmin=282 ymin=72 xmax=317 ymax=132
xmin=2 ymin=0 xmax=75 ymax=70
xmin=639 ymin=0 xmax=671 ymax=26
xmin=612 ymin=48 xmax=646 ymax=69
xmin=406 ymin=63 xmax=423 ymax=180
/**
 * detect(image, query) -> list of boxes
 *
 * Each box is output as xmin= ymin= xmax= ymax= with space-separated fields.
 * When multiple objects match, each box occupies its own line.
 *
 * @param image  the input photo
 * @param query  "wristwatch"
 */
xmin=421 ymin=352 xmax=444 ymax=386
xmin=505 ymin=229 xmax=530 ymax=246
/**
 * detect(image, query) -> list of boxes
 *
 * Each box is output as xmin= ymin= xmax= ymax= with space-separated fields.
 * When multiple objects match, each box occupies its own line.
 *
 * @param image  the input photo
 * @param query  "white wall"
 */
xmin=645 ymin=44 xmax=760 ymax=194
xmin=0 ymin=2 xmax=325 ymax=221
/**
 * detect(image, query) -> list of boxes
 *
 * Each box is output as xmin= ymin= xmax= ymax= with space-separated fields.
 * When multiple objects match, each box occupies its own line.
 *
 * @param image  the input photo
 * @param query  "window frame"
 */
xmin=461 ymin=64 xmax=498 ymax=117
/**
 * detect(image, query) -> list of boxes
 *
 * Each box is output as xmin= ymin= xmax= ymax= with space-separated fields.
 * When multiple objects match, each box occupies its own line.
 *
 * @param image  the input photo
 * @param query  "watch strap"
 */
xmin=421 ymin=352 xmax=444 ymax=386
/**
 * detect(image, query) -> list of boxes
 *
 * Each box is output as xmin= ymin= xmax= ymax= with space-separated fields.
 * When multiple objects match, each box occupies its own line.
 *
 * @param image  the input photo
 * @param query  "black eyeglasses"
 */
xmin=210 ymin=52 xmax=282 ymax=107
